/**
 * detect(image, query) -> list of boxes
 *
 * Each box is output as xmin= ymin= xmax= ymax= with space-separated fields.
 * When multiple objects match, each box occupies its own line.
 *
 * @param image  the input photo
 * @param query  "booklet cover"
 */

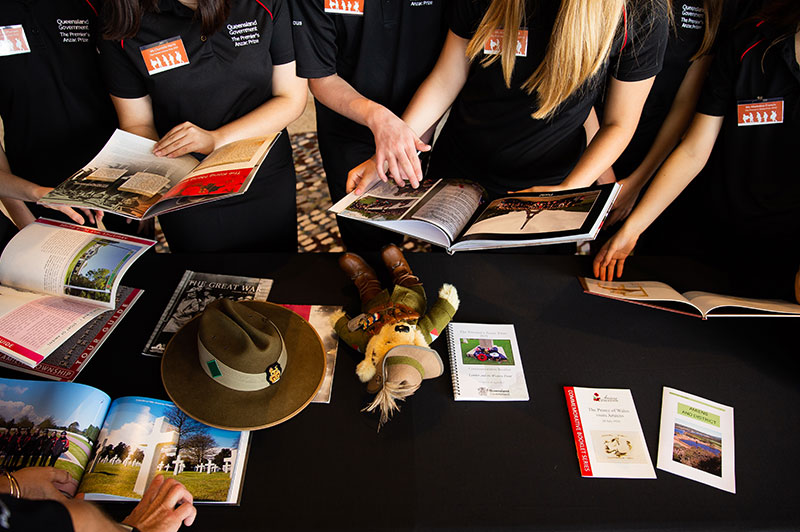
xmin=656 ymin=387 xmax=735 ymax=493
xmin=0 ymin=377 xmax=249 ymax=504
xmin=446 ymin=322 xmax=529 ymax=401
xmin=564 ymin=386 xmax=656 ymax=478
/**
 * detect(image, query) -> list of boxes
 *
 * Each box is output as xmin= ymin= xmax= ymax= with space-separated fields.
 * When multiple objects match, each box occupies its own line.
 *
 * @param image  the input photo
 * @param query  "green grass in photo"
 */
xmin=459 ymin=338 xmax=515 ymax=366
xmin=69 ymin=442 xmax=88 ymax=465
xmin=79 ymin=463 xmax=231 ymax=501
xmin=56 ymin=460 xmax=84 ymax=483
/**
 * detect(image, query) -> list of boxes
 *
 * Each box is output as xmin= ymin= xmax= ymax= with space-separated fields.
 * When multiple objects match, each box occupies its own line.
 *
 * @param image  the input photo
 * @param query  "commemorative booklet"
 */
xmin=0 ymin=377 xmax=249 ymax=504
xmin=143 ymin=273 xmax=340 ymax=404
xmin=330 ymin=179 xmax=620 ymax=253
xmin=564 ymin=386 xmax=656 ymax=479
xmin=580 ymin=277 xmax=800 ymax=319
xmin=656 ymin=387 xmax=735 ymax=493
xmin=0 ymin=219 xmax=152 ymax=368
xmin=446 ymin=322 xmax=529 ymax=401
xmin=41 ymin=129 xmax=280 ymax=220
xmin=142 ymin=271 xmax=274 ymax=357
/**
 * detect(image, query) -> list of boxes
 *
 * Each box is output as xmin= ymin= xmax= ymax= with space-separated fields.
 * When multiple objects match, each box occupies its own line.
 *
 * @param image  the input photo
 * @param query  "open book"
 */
xmin=330 ymin=179 xmax=620 ymax=253
xmin=41 ymin=129 xmax=280 ymax=220
xmin=0 ymin=377 xmax=248 ymax=504
xmin=0 ymin=219 xmax=153 ymax=367
xmin=580 ymin=277 xmax=800 ymax=319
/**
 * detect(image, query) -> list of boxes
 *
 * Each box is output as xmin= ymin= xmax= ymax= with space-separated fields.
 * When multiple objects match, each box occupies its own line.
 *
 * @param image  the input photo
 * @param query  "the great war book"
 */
xmin=142 ymin=271 xmax=274 ymax=356
xmin=446 ymin=322 xmax=529 ymax=401
xmin=0 ymin=377 xmax=249 ymax=504
xmin=0 ymin=219 xmax=152 ymax=368
xmin=330 ymin=179 xmax=619 ymax=253
xmin=41 ymin=129 xmax=280 ymax=220
xmin=580 ymin=277 xmax=800 ymax=318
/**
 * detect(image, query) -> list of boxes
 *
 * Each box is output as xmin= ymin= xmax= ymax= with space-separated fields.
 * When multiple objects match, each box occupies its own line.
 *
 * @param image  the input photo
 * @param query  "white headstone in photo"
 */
xmin=133 ymin=416 xmax=179 ymax=496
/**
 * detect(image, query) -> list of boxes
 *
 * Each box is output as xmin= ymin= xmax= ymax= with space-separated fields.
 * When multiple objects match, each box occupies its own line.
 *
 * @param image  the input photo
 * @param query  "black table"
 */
xmin=12 ymin=252 xmax=800 ymax=531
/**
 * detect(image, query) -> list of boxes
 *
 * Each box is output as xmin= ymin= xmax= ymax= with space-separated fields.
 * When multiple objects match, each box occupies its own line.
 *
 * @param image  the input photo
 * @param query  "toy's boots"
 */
xmin=381 ymin=244 xmax=421 ymax=287
xmin=339 ymin=252 xmax=383 ymax=305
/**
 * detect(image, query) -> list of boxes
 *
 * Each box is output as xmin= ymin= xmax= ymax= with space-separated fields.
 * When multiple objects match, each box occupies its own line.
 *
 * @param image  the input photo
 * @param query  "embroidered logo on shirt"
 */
xmin=737 ymin=98 xmax=784 ymax=126
xmin=0 ymin=25 xmax=31 ymax=56
xmin=325 ymin=0 xmax=364 ymax=16
xmin=680 ymin=4 xmax=705 ymax=31
xmin=484 ymin=29 xmax=528 ymax=57
xmin=140 ymin=36 xmax=189 ymax=75
xmin=56 ymin=19 xmax=90 ymax=44
xmin=228 ymin=20 xmax=260 ymax=47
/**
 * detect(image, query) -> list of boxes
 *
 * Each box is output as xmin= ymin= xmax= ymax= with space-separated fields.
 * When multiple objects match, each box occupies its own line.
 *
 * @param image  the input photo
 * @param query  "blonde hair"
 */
xmin=466 ymin=0 xmax=627 ymax=119
xmin=690 ymin=0 xmax=724 ymax=60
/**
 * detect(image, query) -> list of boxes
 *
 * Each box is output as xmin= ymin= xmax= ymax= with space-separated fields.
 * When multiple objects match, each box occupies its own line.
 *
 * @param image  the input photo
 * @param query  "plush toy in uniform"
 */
xmin=333 ymin=244 xmax=459 ymax=426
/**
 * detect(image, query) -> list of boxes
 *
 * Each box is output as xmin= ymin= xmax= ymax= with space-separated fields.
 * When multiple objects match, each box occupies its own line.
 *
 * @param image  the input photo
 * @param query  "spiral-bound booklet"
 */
xmin=446 ymin=322 xmax=529 ymax=401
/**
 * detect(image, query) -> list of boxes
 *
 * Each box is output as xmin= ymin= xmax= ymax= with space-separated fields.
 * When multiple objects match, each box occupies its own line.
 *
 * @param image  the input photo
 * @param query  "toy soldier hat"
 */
xmin=162 ymin=299 xmax=326 ymax=430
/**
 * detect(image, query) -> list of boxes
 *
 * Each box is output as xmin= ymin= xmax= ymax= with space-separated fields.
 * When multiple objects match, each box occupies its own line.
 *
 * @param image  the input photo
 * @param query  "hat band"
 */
xmin=197 ymin=334 xmax=288 ymax=392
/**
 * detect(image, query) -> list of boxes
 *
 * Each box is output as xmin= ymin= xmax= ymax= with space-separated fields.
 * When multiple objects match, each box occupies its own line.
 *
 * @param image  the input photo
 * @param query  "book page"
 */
xmin=80 ymin=397 xmax=249 ymax=504
xmin=657 ymin=387 xmax=735 ymax=493
xmin=41 ymin=129 xmax=199 ymax=219
xmin=143 ymin=272 xmax=274 ymax=356
xmin=0 ymin=219 xmax=154 ymax=309
xmin=0 ymin=377 xmax=111 ymax=496
xmin=447 ymin=322 xmax=529 ymax=401
xmin=564 ymin=386 xmax=656 ymax=479
xmin=408 ymin=180 xmax=484 ymax=242
xmin=0 ymin=286 xmax=107 ymax=367
xmin=161 ymin=134 xmax=280 ymax=201
xmin=333 ymin=179 xmax=439 ymax=222
xmin=684 ymin=291 xmax=800 ymax=317
xmin=581 ymin=278 xmax=699 ymax=312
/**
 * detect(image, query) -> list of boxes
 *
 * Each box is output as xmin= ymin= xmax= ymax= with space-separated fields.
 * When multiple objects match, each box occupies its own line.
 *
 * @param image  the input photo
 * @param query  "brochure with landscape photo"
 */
xmin=564 ymin=386 xmax=656 ymax=479
xmin=330 ymin=179 xmax=619 ymax=253
xmin=0 ymin=377 xmax=249 ymax=504
xmin=656 ymin=387 xmax=735 ymax=493
xmin=41 ymin=129 xmax=280 ymax=220
xmin=446 ymin=322 xmax=529 ymax=401
xmin=0 ymin=219 xmax=152 ymax=367
xmin=580 ymin=277 xmax=800 ymax=318
xmin=142 ymin=271 xmax=274 ymax=357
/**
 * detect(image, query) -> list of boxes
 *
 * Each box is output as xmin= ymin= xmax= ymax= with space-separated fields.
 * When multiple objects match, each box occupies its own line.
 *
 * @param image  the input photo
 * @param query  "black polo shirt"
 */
xmin=289 ymin=0 xmax=448 ymax=142
xmin=696 ymin=20 xmax=800 ymax=242
xmin=98 ymin=0 xmax=294 ymax=138
xmin=0 ymin=0 xmax=117 ymax=187
xmin=429 ymin=0 xmax=668 ymax=195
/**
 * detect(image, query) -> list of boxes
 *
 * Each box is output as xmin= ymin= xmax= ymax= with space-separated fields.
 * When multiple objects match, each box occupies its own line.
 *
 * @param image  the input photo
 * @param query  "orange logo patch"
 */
xmin=484 ymin=29 xmax=528 ymax=57
xmin=324 ymin=0 xmax=364 ymax=15
xmin=737 ymin=98 xmax=784 ymax=126
xmin=0 ymin=25 xmax=31 ymax=56
xmin=140 ymin=36 xmax=189 ymax=76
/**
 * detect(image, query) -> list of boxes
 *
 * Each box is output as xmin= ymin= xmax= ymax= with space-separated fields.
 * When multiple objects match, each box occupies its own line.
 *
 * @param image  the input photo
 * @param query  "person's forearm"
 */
xmin=309 ymin=75 xmax=391 ymax=132
xmin=61 ymin=498 xmax=126 ymax=532
xmin=401 ymin=32 xmax=469 ymax=137
xmin=621 ymin=114 xmax=721 ymax=236
xmin=2 ymin=198 xmax=35 ymax=228
xmin=623 ymin=57 xmax=712 ymax=190
xmin=213 ymin=91 xmax=307 ymax=147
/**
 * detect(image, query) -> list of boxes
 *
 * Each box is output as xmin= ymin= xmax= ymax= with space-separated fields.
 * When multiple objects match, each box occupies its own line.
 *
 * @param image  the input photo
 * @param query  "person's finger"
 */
xmin=386 ymin=156 xmax=405 ymax=188
xmin=163 ymin=480 xmax=193 ymax=509
xmin=615 ymin=257 xmax=626 ymax=280
xmin=592 ymin=249 xmax=605 ymax=278
xmin=397 ymin=147 xmax=419 ymax=188
xmin=177 ymin=501 xmax=198 ymax=527
xmin=414 ymin=138 xmax=431 ymax=152
xmin=78 ymin=208 xmax=95 ymax=225
xmin=55 ymin=206 xmax=84 ymax=225
xmin=404 ymin=144 xmax=422 ymax=187
xmin=374 ymin=153 xmax=389 ymax=182
xmin=153 ymin=128 xmax=187 ymax=152
xmin=145 ymin=473 xmax=165 ymax=504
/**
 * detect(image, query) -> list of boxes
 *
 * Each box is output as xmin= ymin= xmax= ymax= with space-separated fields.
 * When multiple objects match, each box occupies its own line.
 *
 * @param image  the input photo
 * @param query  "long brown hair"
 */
xmin=103 ymin=0 xmax=231 ymax=40
xmin=689 ymin=0 xmax=724 ymax=60
xmin=466 ymin=0 xmax=628 ymax=119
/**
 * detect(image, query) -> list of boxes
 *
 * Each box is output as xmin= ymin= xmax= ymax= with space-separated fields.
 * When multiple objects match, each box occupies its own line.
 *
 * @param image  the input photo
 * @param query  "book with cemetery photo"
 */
xmin=580 ymin=277 xmax=800 ymax=319
xmin=0 ymin=377 xmax=249 ymax=504
xmin=330 ymin=179 xmax=620 ymax=253
xmin=41 ymin=129 xmax=280 ymax=220
xmin=0 ymin=219 xmax=152 ymax=368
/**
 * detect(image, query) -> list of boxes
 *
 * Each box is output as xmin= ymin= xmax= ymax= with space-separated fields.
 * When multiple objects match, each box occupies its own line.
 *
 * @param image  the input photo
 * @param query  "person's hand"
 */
xmin=369 ymin=108 xmax=429 ymax=188
xmin=35 ymin=186 xmax=104 ymax=226
xmin=605 ymin=178 xmax=642 ymax=226
xmin=122 ymin=475 xmax=196 ymax=532
xmin=509 ymin=183 xmax=573 ymax=194
xmin=10 ymin=467 xmax=74 ymax=500
xmin=153 ymin=122 xmax=217 ymax=158
xmin=592 ymin=227 xmax=640 ymax=281
xmin=347 ymin=157 xmax=382 ymax=195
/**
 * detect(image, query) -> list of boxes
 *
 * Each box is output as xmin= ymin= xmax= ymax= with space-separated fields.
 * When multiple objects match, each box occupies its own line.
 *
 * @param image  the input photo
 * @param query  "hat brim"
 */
xmin=162 ymin=301 xmax=326 ymax=431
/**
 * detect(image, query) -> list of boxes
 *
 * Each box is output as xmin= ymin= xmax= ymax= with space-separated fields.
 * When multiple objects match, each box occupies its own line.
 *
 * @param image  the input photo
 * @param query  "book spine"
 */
xmin=446 ymin=323 xmax=461 ymax=399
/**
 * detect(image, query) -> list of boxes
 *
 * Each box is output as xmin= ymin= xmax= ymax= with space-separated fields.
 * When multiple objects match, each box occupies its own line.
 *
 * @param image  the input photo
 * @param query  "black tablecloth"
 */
xmin=7 ymin=252 xmax=799 ymax=531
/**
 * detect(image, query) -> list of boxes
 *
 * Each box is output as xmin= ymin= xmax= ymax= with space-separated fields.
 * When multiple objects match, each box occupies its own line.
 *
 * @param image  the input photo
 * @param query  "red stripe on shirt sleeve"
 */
xmin=254 ymin=0 xmax=274 ymax=19
xmin=84 ymin=0 xmax=98 ymax=16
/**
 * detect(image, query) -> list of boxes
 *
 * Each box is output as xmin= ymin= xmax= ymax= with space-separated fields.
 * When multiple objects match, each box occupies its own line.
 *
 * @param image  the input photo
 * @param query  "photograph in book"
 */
xmin=672 ymin=423 xmax=722 ymax=477
xmin=143 ymin=271 xmax=273 ymax=356
xmin=63 ymin=238 xmax=143 ymax=303
xmin=0 ymin=378 xmax=110 ymax=495
xmin=464 ymin=191 xmax=600 ymax=236
xmin=82 ymin=397 xmax=247 ymax=503
xmin=460 ymin=338 xmax=515 ymax=366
